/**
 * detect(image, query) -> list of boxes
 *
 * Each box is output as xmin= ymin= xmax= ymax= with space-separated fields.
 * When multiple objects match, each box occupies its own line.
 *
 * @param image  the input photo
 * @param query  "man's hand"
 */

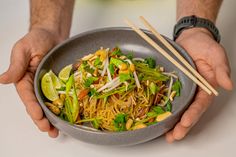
xmin=0 ymin=28 xmax=62 ymax=137
xmin=165 ymin=28 xmax=233 ymax=143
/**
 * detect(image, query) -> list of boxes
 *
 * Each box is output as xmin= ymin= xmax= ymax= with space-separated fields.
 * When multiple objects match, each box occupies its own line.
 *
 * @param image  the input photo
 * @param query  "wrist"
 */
xmin=177 ymin=27 xmax=214 ymax=41
xmin=29 ymin=25 xmax=67 ymax=44
xmin=29 ymin=26 xmax=66 ymax=44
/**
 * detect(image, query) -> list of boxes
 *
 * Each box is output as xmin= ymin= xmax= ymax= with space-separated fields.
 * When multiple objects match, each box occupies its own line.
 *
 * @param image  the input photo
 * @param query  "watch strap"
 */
xmin=173 ymin=15 xmax=221 ymax=42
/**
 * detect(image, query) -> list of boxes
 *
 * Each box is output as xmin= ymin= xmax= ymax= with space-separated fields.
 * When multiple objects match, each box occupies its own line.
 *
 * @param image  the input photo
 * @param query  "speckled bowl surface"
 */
xmin=34 ymin=27 xmax=196 ymax=146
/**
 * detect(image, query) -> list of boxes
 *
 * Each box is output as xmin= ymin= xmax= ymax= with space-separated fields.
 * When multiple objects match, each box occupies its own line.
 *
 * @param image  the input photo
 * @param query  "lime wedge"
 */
xmin=58 ymin=64 xmax=73 ymax=82
xmin=41 ymin=73 xmax=59 ymax=101
xmin=48 ymin=70 xmax=61 ymax=89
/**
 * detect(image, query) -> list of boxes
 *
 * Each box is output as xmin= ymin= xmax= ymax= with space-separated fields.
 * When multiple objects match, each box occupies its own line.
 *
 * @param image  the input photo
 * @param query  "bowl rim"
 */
xmin=34 ymin=26 xmax=197 ymax=135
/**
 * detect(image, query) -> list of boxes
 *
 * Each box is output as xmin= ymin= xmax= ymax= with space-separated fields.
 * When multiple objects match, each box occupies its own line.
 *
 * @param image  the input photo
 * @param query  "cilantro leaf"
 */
xmin=88 ymin=88 xmax=98 ymax=97
xmin=138 ymin=73 xmax=144 ymax=81
xmin=119 ymin=73 xmax=131 ymax=82
xmin=94 ymin=57 xmax=102 ymax=67
xmin=110 ymin=58 xmax=124 ymax=68
xmin=172 ymin=80 xmax=182 ymax=96
xmin=84 ymin=65 xmax=94 ymax=74
xmin=149 ymin=82 xmax=158 ymax=95
xmin=144 ymin=57 xmax=156 ymax=68
xmin=147 ymin=111 xmax=158 ymax=117
xmin=165 ymin=100 xmax=172 ymax=112
xmin=84 ymin=77 xmax=98 ymax=88
xmin=111 ymin=47 xmax=124 ymax=56
xmin=153 ymin=106 xmax=165 ymax=114
xmin=126 ymin=52 xmax=133 ymax=60
xmin=92 ymin=118 xmax=101 ymax=129
xmin=113 ymin=113 xmax=127 ymax=131
xmin=108 ymin=63 xmax=115 ymax=76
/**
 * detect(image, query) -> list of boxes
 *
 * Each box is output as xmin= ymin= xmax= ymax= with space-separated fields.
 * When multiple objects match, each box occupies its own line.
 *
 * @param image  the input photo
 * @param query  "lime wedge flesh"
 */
xmin=49 ymin=70 xmax=61 ymax=89
xmin=59 ymin=64 xmax=73 ymax=82
xmin=41 ymin=73 xmax=59 ymax=101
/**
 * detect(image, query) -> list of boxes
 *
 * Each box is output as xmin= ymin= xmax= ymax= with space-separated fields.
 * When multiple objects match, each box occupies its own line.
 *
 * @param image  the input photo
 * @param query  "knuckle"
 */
xmin=35 ymin=119 xmax=50 ymax=132
xmin=25 ymin=104 xmax=44 ymax=121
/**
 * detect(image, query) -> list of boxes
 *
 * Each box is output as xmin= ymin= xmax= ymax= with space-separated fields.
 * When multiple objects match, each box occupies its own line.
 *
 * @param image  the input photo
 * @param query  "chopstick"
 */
xmin=139 ymin=16 xmax=218 ymax=96
xmin=124 ymin=18 xmax=212 ymax=95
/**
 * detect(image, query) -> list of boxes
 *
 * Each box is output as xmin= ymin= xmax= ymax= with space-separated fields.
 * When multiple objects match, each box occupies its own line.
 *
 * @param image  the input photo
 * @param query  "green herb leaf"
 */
xmin=79 ymin=61 xmax=87 ymax=71
xmin=126 ymin=52 xmax=133 ymax=60
xmin=94 ymin=57 xmax=102 ymax=67
xmin=88 ymin=88 xmax=98 ymax=97
xmin=113 ymin=113 xmax=127 ymax=131
xmin=144 ymin=57 xmax=156 ymax=68
xmin=119 ymin=73 xmax=132 ymax=82
xmin=138 ymin=73 xmax=144 ymax=81
xmin=149 ymin=82 xmax=157 ymax=95
xmin=57 ymin=86 xmax=66 ymax=92
xmin=147 ymin=111 xmax=158 ymax=117
xmin=84 ymin=65 xmax=94 ymax=74
xmin=84 ymin=77 xmax=98 ymax=88
xmin=110 ymin=58 xmax=124 ymax=68
xmin=108 ymin=63 xmax=115 ymax=76
xmin=146 ymin=121 xmax=158 ymax=126
xmin=153 ymin=106 xmax=165 ymax=114
xmin=172 ymin=80 xmax=182 ymax=96
xmin=165 ymin=100 xmax=172 ymax=112
xmin=92 ymin=118 xmax=101 ymax=129
xmin=111 ymin=47 xmax=123 ymax=56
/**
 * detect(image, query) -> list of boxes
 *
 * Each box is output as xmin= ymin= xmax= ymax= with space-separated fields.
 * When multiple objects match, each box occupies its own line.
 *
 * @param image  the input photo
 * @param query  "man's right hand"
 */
xmin=0 ymin=28 xmax=62 ymax=137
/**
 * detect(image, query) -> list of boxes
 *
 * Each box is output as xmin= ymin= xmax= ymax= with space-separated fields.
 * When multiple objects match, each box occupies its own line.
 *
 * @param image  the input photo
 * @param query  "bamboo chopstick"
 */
xmin=124 ymin=18 xmax=212 ymax=95
xmin=139 ymin=16 xmax=218 ymax=96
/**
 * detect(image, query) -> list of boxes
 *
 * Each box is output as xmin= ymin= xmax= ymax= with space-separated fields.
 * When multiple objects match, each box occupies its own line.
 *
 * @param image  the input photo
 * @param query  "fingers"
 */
xmin=34 ymin=118 xmax=59 ymax=138
xmin=211 ymin=47 xmax=233 ymax=90
xmin=172 ymin=123 xmax=191 ymax=140
xmin=165 ymin=130 xmax=175 ymax=143
xmin=0 ymin=42 xmax=30 ymax=84
xmin=48 ymin=127 xmax=59 ymax=138
xmin=181 ymin=90 xmax=213 ymax=126
xmin=165 ymin=90 xmax=214 ymax=143
xmin=165 ymin=123 xmax=190 ymax=143
xmin=34 ymin=118 xmax=51 ymax=132
xmin=15 ymin=73 xmax=44 ymax=120
xmin=16 ymin=73 xmax=59 ymax=138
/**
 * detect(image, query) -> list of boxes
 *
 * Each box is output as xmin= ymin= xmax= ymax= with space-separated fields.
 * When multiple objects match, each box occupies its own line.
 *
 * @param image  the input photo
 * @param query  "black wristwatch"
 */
xmin=173 ymin=15 xmax=221 ymax=42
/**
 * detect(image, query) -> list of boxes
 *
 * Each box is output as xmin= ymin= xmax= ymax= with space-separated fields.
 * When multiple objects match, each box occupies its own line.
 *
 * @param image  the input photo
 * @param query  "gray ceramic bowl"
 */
xmin=34 ymin=27 xmax=196 ymax=146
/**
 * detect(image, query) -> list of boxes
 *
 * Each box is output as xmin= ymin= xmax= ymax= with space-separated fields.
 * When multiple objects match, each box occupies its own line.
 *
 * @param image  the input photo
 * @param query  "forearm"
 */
xmin=30 ymin=0 xmax=74 ymax=40
xmin=177 ymin=0 xmax=222 ymax=23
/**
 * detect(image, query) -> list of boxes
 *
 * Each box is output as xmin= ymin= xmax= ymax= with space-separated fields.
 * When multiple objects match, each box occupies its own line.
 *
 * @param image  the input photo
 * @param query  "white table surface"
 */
xmin=0 ymin=0 xmax=236 ymax=157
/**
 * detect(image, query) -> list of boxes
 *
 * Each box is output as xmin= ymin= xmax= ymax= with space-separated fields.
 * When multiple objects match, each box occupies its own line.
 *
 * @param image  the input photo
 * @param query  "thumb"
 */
xmin=214 ymin=65 xmax=233 ymax=91
xmin=0 ymin=42 xmax=30 ymax=84
xmin=212 ymin=47 xmax=233 ymax=90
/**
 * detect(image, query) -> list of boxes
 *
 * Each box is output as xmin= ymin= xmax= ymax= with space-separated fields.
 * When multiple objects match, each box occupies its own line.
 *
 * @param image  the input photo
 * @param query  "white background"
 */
xmin=0 ymin=0 xmax=236 ymax=157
